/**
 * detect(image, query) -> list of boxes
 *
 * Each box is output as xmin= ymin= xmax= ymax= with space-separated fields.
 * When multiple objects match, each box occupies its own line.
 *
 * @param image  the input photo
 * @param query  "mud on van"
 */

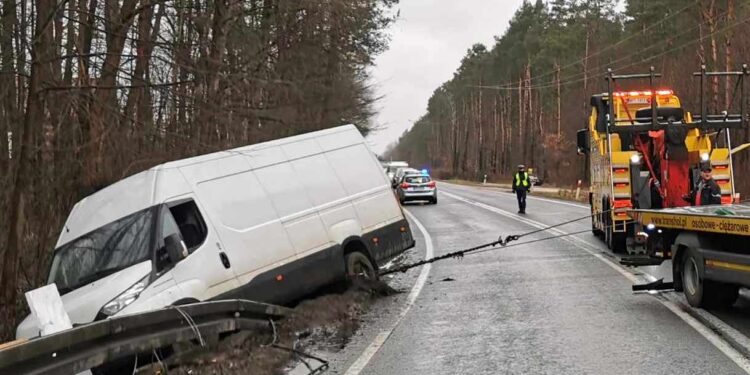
xmin=17 ymin=125 xmax=415 ymax=339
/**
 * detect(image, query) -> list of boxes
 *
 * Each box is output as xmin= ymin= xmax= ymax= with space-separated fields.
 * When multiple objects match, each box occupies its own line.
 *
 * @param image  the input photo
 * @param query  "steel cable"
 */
xmin=380 ymin=210 xmax=635 ymax=276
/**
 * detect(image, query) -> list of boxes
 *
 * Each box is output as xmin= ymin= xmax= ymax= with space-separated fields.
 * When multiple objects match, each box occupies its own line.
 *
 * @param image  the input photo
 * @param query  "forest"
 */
xmin=0 ymin=0 xmax=397 ymax=339
xmin=387 ymin=0 xmax=750 ymax=191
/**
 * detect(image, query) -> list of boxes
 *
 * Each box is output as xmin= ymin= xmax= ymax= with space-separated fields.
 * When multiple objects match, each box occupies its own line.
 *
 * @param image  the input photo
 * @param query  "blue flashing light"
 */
xmin=421 ymin=169 xmax=429 ymax=175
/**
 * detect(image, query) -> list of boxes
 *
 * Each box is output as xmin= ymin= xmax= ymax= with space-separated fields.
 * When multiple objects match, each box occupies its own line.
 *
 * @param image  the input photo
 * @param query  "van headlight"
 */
xmin=100 ymin=275 xmax=149 ymax=316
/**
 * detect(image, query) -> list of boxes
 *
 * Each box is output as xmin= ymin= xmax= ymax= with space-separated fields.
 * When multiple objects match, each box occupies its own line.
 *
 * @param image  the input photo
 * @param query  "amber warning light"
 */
xmin=613 ymin=89 xmax=673 ymax=97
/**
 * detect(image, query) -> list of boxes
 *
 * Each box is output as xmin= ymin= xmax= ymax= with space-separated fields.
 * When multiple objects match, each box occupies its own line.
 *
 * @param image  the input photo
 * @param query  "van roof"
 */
xmin=58 ymin=125 xmax=362 ymax=247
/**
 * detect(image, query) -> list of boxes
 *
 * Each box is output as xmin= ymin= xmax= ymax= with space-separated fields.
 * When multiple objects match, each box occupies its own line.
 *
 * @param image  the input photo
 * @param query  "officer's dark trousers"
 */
xmin=516 ymin=189 xmax=527 ymax=213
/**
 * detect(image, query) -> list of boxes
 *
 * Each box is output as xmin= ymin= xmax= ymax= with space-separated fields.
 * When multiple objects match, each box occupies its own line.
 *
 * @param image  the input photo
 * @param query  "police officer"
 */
xmin=512 ymin=164 xmax=531 ymax=214
xmin=683 ymin=165 xmax=722 ymax=206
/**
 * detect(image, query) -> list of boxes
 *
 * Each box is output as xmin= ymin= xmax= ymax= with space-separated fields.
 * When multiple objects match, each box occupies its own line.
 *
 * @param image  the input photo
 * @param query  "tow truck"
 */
xmin=577 ymin=65 xmax=750 ymax=307
xmin=577 ymin=65 xmax=748 ymax=253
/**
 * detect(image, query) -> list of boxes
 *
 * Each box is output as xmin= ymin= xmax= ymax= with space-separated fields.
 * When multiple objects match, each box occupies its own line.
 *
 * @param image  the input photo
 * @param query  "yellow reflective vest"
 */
xmin=513 ymin=172 xmax=530 ymax=190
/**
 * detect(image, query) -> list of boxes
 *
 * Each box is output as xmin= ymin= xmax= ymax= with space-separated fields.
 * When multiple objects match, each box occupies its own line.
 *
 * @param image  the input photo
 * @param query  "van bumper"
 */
xmin=365 ymin=218 xmax=415 ymax=267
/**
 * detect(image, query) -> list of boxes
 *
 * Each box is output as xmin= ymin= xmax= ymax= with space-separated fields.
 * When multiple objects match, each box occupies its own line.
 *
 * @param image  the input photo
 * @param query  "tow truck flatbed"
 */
xmin=630 ymin=204 xmax=750 ymax=237
xmin=627 ymin=204 xmax=750 ymax=308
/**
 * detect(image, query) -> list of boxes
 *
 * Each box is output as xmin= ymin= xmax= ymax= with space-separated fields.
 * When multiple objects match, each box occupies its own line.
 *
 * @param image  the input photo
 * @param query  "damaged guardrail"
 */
xmin=0 ymin=299 xmax=292 ymax=375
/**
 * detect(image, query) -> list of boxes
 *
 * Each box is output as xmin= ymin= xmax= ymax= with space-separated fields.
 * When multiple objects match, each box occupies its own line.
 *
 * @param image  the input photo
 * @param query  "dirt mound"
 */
xmin=139 ymin=280 xmax=399 ymax=375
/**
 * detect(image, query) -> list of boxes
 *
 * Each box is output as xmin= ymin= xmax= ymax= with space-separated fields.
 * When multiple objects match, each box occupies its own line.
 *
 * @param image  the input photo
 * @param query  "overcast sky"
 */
xmin=366 ymin=0 xmax=526 ymax=154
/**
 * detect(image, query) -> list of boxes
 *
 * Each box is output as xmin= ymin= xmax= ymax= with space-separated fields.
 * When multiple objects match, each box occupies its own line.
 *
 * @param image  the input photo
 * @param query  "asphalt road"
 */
xmin=323 ymin=182 xmax=750 ymax=375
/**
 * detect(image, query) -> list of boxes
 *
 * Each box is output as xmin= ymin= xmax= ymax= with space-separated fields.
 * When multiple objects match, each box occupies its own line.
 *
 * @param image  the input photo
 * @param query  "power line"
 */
xmin=472 ymin=7 xmax=750 ymax=93
xmin=489 ymin=0 xmax=701 ymax=89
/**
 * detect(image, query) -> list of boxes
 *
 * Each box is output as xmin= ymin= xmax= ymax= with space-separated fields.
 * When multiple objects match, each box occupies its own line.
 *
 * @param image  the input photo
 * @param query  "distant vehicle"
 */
xmin=382 ymin=161 xmax=408 ymax=182
xmin=529 ymin=174 xmax=542 ymax=186
xmin=397 ymin=173 xmax=437 ymax=204
xmin=524 ymin=167 xmax=542 ymax=186
xmin=16 ymin=125 xmax=416 ymax=339
xmin=393 ymin=167 xmax=419 ymax=187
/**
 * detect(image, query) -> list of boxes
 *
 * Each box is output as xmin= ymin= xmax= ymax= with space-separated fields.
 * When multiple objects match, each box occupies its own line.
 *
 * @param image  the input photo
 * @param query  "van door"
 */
xmin=161 ymin=197 xmax=239 ymax=301
xmin=254 ymin=161 xmax=336 ymax=294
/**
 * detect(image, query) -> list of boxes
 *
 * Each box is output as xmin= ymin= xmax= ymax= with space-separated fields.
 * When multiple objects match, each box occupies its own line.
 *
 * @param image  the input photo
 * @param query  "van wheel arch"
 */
xmin=341 ymin=237 xmax=377 ymax=269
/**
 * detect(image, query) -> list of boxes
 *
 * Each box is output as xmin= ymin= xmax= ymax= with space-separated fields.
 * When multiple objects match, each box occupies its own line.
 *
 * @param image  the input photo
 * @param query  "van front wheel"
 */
xmin=346 ymin=252 xmax=377 ymax=281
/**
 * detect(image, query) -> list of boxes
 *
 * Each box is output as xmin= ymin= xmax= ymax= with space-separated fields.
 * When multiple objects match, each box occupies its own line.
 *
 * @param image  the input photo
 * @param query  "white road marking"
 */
xmin=441 ymin=190 xmax=750 ymax=373
xmin=442 ymin=181 xmax=589 ymax=209
xmin=522 ymin=193 xmax=589 ymax=209
xmin=344 ymin=209 xmax=433 ymax=375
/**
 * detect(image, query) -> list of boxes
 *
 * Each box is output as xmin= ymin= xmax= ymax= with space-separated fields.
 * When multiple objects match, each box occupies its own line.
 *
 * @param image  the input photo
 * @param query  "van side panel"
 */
xmin=188 ymin=156 xmax=296 ymax=286
xmin=254 ymin=162 xmax=329 ymax=254
xmin=288 ymin=153 xmax=362 ymax=252
xmin=315 ymin=128 xmax=363 ymax=151
xmin=325 ymin=144 xmax=399 ymax=230
xmin=289 ymin=153 xmax=349 ymax=207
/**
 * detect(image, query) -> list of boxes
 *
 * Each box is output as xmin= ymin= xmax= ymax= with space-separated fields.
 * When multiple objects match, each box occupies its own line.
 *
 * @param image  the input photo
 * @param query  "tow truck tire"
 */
xmin=603 ymin=199 xmax=612 ymax=248
xmin=591 ymin=207 xmax=604 ymax=238
xmin=610 ymin=232 xmax=627 ymax=254
xmin=681 ymin=248 xmax=737 ymax=308
xmin=604 ymin=218 xmax=627 ymax=253
xmin=682 ymin=248 xmax=705 ymax=307
xmin=346 ymin=251 xmax=377 ymax=281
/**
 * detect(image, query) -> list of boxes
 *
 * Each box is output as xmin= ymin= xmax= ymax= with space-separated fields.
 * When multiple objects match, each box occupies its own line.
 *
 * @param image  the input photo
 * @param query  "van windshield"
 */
xmin=48 ymin=208 xmax=155 ymax=294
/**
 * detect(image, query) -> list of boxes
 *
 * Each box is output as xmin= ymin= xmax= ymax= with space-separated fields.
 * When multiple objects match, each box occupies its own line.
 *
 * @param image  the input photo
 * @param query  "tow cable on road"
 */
xmin=380 ymin=210 xmax=625 ymax=277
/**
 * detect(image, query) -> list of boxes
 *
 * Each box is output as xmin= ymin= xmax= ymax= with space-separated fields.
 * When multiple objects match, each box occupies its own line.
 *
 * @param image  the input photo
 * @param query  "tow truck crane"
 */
xmin=577 ymin=65 xmax=750 ymax=307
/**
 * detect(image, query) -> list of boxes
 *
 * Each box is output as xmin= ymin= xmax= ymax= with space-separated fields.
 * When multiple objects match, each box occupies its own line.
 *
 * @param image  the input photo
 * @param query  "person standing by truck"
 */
xmin=512 ymin=164 xmax=531 ymax=214
xmin=683 ymin=165 xmax=722 ymax=206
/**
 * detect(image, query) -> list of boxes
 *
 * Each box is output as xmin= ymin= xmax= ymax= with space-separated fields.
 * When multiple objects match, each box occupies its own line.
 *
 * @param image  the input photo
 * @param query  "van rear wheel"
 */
xmin=346 ymin=252 xmax=377 ymax=281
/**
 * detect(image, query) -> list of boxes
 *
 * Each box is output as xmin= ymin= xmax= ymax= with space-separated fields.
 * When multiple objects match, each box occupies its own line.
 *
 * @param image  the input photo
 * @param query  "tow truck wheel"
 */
xmin=682 ymin=250 xmax=705 ymax=307
xmin=681 ymin=248 xmax=738 ymax=308
xmin=604 ymin=219 xmax=627 ymax=253
xmin=610 ymin=231 xmax=627 ymax=253
xmin=591 ymin=206 xmax=603 ymax=238
xmin=604 ymin=224 xmax=612 ymax=249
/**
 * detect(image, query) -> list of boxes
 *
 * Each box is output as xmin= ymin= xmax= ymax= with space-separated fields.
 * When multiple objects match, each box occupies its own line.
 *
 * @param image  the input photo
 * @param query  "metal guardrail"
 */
xmin=0 ymin=299 xmax=292 ymax=375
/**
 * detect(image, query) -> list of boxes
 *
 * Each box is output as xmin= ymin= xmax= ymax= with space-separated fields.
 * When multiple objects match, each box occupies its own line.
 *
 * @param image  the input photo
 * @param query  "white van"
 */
xmin=16 ymin=125 xmax=415 ymax=339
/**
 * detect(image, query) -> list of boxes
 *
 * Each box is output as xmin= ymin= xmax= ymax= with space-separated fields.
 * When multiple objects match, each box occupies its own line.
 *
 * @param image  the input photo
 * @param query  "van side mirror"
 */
xmin=577 ymin=129 xmax=589 ymax=155
xmin=164 ymin=233 xmax=187 ymax=264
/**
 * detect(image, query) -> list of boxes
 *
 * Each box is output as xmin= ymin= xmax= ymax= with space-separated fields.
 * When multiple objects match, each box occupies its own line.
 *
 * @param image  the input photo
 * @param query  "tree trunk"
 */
xmin=84 ymin=0 xmax=140 ymax=188
xmin=582 ymin=27 xmax=590 ymax=117
xmin=518 ymin=76 xmax=523 ymax=167
xmin=702 ymin=0 xmax=719 ymax=112
xmin=122 ymin=1 xmax=157 ymax=149
xmin=0 ymin=0 xmax=18 ymax=171
xmin=555 ymin=61 xmax=561 ymax=137
xmin=0 ymin=0 xmax=55 ymax=337
xmin=724 ymin=0 xmax=734 ymax=110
